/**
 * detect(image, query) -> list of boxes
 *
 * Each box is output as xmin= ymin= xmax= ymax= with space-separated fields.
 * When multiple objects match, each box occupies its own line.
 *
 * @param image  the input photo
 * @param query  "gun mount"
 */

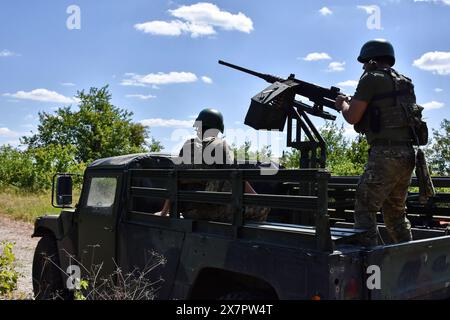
xmin=219 ymin=60 xmax=343 ymax=169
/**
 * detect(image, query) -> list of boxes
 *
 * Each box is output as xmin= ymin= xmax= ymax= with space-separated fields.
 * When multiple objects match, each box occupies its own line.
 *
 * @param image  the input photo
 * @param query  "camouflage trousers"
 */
xmin=354 ymin=145 xmax=415 ymax=246
xmin=182 ymin=180 xmax=270 ymax=223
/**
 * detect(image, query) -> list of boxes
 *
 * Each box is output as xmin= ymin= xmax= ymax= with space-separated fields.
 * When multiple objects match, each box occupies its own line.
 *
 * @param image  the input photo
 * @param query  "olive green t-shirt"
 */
xmin=353 ymin=70 xmax=411 ymax=144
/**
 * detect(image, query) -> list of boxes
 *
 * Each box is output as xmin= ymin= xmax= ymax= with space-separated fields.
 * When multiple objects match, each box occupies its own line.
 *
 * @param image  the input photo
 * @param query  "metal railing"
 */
xmin=127 ymin=168 xmax=333 ymax=251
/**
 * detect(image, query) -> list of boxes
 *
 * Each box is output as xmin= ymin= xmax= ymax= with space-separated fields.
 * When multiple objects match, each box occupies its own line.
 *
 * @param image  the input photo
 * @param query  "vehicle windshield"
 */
xmin=86 ymin=177 xmax=117 ymax=207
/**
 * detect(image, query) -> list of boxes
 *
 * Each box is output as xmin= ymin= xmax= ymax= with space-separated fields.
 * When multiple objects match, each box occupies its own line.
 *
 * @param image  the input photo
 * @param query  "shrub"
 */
xmin=36 ymin=249 xmax=166 ymax=300
xmin=0 ymin=144 xmax=86 ymax=192
xmin=0 ymin=241 xmax=21 ymax=296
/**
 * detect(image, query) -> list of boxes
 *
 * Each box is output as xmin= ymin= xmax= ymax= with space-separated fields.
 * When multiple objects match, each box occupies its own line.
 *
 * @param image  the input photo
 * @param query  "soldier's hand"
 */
xmin=335 ymin=95 xmax=351 ymax=111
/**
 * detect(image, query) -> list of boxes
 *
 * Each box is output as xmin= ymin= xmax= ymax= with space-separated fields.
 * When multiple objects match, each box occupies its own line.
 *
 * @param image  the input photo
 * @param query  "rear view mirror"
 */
xmin=53 ymin=174 xmax=73 ymax=207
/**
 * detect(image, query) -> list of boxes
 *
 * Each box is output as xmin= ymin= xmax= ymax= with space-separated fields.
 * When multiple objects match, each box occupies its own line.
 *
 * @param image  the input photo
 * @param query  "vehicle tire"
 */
xmin=32 ymin=235 xmax=68 ymax=300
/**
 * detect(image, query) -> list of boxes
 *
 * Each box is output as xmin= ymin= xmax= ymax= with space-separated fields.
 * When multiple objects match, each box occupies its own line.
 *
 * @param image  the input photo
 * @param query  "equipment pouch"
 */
xmin=415 ymin=148 xmax=435 ymax=204
xmin=411 ymin=104 xmax=428 ymax=146
xmin=369 ymin=106 xmax=381 ymax=133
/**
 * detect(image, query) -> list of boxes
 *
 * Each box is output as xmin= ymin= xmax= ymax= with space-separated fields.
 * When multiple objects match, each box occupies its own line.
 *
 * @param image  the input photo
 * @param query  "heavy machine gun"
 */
xmin=219 ymin=60 xmax=343 ymax=168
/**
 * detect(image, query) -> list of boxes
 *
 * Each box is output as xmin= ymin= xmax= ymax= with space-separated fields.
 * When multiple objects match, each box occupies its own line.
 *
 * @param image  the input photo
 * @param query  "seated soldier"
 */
xmin=158 ymin=108 xmax=270 ymax=222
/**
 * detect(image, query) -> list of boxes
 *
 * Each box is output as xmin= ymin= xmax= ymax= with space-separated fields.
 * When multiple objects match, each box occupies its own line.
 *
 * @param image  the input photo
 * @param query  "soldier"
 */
xmin=178 ymin=108 xmax=232 ymax=166
xmin=159 ymin=108 xmax=269 ymax=222
xmin=335 ymin=39 xmax=416 ymax=246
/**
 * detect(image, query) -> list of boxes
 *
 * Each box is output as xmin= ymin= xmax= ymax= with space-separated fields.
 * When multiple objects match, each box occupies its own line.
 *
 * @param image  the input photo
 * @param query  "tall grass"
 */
xmin=0 ymin=188 xmax=64 ymax=223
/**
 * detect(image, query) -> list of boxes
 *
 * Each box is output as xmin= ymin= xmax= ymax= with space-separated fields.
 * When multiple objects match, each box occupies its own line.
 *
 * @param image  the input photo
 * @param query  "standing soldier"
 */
xmin=335 ymin=39 xmax=421 ymax=246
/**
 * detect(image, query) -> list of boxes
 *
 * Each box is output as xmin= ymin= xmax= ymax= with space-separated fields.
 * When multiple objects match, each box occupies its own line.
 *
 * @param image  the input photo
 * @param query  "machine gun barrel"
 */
xmin=218 ymin=60 xmax=283 ymax=83
xmin=219 ymin=60 xmax=341 ymax=112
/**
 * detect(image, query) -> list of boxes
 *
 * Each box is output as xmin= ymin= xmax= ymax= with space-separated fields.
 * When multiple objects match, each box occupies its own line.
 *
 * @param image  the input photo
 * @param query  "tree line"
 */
xmin=0 ymin=86 xmax=161 ymax=191
xmin=281 ymin=120 xmax=449 ymax=177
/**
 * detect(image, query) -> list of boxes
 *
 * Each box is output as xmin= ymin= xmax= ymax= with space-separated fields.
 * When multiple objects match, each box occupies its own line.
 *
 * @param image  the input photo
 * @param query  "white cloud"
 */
xmin=0 ymin=127 xmax=20 ymax=138
xmin=413 ymin=51 xmax=450 ymax=75
xmin=327 ymin=61 xmax=346 ymax=72
xmin=319 ymin=7 xmax=333 ymax=16
xmin=434 ymin=88 xmax=443 ymax=92
xmin=169 ymin=2 xmax=253 ymax=33
xmin=3 ymin=89 xmax=76 ymax=104
xmin=422 ymin=101 xmax=445 ymax=110
xmin=357 ymin=5 xmax=378 ymax=14
xmin=337 ymin=80 xmax=358 ymax=87
xmin=135 ymin=2 xmax=253 ymax=38
xmin=135 ymin=20 xmax=219 ymax=38
xmin=344 ymin=124 xmax=358 ymax=139
xmin=414 ymin=0 xmax=450 ymax=5
xmin=0 ymin=49 xmax=16 ymax=57
xmin=140 ymin=118 xmax=194 ymax=128
xmin=135 ymin=20 xmax=195 ymax=36
xmin=125 ymin=94 xmax=156 ymax=100
xmin=201 ymin=76 xmax=213 ymax=84
xmin=121 ymin=72 xmax=198 ymax=87
xmin=302 ymin=52 xmax=332 ymax=61
xmin=61 ymin=82 xmax=76 ymax=87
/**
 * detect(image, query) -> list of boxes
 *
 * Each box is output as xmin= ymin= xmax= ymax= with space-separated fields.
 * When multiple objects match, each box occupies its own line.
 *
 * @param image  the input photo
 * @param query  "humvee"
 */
xmin=32 ymin=61 xmax=450 ymax=300
xmin=32 ymin=153 xmax=450 ymax=300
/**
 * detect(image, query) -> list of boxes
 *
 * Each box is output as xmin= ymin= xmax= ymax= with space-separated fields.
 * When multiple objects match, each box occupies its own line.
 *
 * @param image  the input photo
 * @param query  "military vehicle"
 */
xmin=32 ymin=62 xmax=450 ymax=300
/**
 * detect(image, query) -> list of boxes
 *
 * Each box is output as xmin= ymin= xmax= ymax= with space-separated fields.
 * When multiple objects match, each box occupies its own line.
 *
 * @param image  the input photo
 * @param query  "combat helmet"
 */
xmin=194 ymin=108 xmax=224 ymax=133
xmin=358 ymin=39 xmax=395 ymax=66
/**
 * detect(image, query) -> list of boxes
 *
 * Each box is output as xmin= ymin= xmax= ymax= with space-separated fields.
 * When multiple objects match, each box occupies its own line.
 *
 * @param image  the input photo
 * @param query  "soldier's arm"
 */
xmin=336 ymin=72 xmax=375 ymax=124
xmin=336 ymin=97 xmax=369 ymax=124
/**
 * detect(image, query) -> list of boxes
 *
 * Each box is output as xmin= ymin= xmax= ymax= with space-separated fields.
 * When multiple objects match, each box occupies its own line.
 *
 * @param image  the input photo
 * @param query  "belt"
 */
xmin=370 ymin=139 xmax=413 ymax=147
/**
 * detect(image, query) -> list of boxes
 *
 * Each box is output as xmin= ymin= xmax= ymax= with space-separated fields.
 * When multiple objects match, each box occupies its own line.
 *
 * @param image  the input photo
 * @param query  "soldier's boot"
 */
xmin=354 ymin=211 xmax=379 ymax=247
xmin=383 ymin=213 xmax=412 ymax=243
xmin=382 ymin=187 xmax=413 ymax=244
xmin=383 ymin=204 xmax=412 ymax=243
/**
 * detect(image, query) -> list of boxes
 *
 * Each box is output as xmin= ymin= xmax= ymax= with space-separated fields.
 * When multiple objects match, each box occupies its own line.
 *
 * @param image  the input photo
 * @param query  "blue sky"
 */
xmin=1 ymin=0 xmax=449 ymax=156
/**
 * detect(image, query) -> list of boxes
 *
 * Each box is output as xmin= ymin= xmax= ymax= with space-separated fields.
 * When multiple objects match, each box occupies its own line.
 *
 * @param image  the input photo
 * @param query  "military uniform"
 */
xmin=179 ymin=136 xmax=270 ymax=223
xmin=179 ymin=136 xmax=233 ymax=165
xmin=353 ymin=67 xmax=415 ymax=245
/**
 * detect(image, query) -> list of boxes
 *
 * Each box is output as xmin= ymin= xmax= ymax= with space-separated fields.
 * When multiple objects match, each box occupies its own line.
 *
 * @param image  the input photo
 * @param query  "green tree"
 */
xmin=279 ymin=121 xmax=368 ymax=175
xmin=22 ymin=86 xmax=162 ymax=163
xmin=0 ymin=144 xmax=86 ymax=191
xmin=256 ymin=145 xmax=273 ymax=162
xmin=426 ymin=119 xmax=450 ymax=175
xmin=0 ymin=145 xmax=35 ymax=190
xmin=345 ymin=134 xmax=369 ymax=175
xmin=231 ymin=141 xmax=252 ymax=161
xmin=29 ymin=144 xmax=87 ymax=190
xmin=280 ymin=148 xmax=299 ymax=168
xmin=319 ymin=121 xmax=349 ymax=169
xmin=231 ymin=141 xmax=273 ymax=162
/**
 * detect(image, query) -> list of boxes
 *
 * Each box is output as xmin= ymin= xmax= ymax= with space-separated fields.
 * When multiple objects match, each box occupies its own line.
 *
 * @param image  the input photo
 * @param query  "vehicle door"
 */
xmin=77 ymin=172 xmax=122 ymax=278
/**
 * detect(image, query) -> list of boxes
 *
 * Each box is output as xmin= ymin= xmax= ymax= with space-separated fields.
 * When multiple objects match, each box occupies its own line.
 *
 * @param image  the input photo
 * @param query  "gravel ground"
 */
xmin=0 ymin=214 xmax=38 ymax=299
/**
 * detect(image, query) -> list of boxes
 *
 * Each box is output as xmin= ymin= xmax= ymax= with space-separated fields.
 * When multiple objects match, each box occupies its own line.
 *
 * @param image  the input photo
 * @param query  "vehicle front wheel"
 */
xmin=32 ymin=235 xmax=68 ymax=300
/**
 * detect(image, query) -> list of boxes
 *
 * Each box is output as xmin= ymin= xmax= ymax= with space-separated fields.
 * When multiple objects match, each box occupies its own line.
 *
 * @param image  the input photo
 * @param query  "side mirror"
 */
xmin=53 ymin=174 xmax=73 ymax=207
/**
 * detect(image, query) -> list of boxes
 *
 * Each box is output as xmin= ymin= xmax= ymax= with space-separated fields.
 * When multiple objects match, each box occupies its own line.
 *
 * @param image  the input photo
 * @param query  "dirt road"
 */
xmin=0 ymin=214 xmax=38 ymax=299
